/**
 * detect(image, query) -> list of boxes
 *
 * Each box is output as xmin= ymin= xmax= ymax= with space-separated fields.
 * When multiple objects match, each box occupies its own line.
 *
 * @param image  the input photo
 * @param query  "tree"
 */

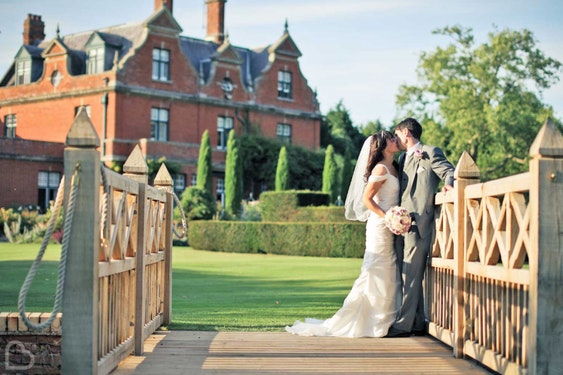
xmin=322 ymin=100 xmax=364 ymax=157
xmin=322 ymin=145 xmax=338 ymax=203
xmin=340 ymin=148 xmax=353 ymax=202
xmin=180 ymin=186 xmax=215 ymax=221
xmin=275 ymin=146 xmax=289 ymax=191
xmin=396 ymin=25 xmax=562 ymax=180
xmin=224 ymin=130 xmax=242 ymax=217
xmin=196 ymin=130 xmax=213 ymax=195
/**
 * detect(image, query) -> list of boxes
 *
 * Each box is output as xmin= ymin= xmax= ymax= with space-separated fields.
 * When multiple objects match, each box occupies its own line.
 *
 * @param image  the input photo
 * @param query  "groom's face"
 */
xmin=394 ymin=129 xmax=408 ymax=151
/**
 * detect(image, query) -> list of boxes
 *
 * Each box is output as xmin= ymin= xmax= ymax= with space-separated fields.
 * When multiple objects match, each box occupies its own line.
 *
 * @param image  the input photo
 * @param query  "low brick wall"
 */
xmin=0 ymin=312 xmax=62 ymax=374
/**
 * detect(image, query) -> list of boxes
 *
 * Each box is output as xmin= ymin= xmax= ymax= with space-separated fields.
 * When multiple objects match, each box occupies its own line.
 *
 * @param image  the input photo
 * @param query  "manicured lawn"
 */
xmin=0 ymin=243 xmax=361 ymax=331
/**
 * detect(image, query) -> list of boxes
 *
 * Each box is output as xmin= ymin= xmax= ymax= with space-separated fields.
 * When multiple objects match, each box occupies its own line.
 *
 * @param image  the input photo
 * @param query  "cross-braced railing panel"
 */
xmin=144 ymin=187 xmax=167 ymax=255
xmin=462 ymin=172 xmax=531 ymax=373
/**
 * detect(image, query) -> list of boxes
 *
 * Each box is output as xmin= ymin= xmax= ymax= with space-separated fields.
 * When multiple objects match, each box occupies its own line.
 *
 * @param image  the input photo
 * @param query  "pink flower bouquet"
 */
xmin=385 ymin=206 xmax=412 ymax=235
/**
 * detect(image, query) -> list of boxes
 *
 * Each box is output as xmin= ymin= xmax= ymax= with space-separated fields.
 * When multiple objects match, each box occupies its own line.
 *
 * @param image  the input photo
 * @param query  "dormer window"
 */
xmin=277 ymin=70 xmax=292 ymax=99
xmin=87 ymin=47 xmax=105 ymax=74
xmin=152 ymin=48 xmax=170 ymax=81
xmin=16 ymin=60 xmax=31 ymax=85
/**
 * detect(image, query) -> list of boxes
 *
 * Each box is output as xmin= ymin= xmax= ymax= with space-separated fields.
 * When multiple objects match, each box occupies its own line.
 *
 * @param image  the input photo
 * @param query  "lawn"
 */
xmin=0 ymin=243 xmax=362 ymax=331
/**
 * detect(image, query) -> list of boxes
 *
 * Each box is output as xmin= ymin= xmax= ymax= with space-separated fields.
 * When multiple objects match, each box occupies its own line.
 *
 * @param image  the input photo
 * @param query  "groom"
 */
xmin=387 ymin=117 xmax=455 ymax=337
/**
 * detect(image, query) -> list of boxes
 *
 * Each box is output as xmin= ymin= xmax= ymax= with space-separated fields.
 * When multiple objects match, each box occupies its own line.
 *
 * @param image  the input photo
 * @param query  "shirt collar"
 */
xmin=406 ymin=142 xmax=421 ymax=156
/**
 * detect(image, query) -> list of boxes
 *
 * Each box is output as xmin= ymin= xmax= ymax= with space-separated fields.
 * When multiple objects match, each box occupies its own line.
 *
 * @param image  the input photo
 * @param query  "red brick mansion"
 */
xmin=0 ymin=0 xmax=321 ymax=210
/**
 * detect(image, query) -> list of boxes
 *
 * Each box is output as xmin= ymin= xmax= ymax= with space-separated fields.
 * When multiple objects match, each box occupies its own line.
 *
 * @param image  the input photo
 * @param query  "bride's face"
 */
xmin=386 ymin=137 xmax=400 ymax=153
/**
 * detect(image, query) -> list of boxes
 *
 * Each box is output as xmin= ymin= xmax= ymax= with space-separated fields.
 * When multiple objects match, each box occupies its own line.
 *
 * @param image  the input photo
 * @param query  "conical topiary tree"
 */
xmin=225 ymin=130 xmax=242 ymax=217
xmin=196 ymin=130 xmax=213 ymax=197
xmin=322 ymin=145 xmax=338 ymax=203
xmin=340 ymin=148 xmax=353 ymax=202
xmin=275 ymin=146 xmax=289 ymax=191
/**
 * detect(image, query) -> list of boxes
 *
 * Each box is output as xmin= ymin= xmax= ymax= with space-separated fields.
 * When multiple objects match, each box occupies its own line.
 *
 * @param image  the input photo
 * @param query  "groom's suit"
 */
xmin=393 ymin=143 xmax=454 ymax=333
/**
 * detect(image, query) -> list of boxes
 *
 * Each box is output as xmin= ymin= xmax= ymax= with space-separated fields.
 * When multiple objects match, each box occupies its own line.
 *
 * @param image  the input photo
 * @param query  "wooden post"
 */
xmin=154 ymin=164 xmax=174 ymax=325
xmin=62 ymin=107 xmax=100 ymax=374
xmin=452 ymin=152 xmax=480 ymax=357
xmin=122 ymin=146 xmax=149 ymax=356
xmin=528 ymin=118 xmax=563 ymax=374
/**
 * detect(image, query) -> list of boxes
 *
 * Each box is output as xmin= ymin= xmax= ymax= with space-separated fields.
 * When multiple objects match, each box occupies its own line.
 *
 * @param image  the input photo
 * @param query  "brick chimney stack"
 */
xmin=205 ymin=0 xmax=227 ymax=44
xmin=154 ymin=0 xmax=173 ymax=13
xmin=23 ymin=14 xmax=45 ymax=46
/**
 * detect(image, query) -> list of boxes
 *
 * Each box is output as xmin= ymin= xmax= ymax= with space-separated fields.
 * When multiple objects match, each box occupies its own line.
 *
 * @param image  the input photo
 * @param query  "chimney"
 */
xmin=154 ymin=0 xmax=173 ymax=13
xmin=205 ymin=0 xmax=227 ymax=44
xmin=23 ymin=14 xmax=45 ymax=46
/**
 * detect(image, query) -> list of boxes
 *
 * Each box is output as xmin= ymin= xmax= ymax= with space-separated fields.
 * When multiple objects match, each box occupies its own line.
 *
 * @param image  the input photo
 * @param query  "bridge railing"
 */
xmin=427 ymin=118 xmax=562 ymax=375
xmin=62 ymin=108 xmax=173 ymax=374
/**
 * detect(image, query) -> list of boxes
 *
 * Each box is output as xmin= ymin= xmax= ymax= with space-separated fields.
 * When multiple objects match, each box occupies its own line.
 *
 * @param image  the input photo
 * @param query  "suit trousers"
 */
xmin=393 ymin=228 xmax=432 ymax=332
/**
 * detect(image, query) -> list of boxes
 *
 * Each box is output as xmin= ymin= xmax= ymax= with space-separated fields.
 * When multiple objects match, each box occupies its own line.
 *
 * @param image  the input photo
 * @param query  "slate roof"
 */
xmin=1 ymin=11 xmax=290 ymax=91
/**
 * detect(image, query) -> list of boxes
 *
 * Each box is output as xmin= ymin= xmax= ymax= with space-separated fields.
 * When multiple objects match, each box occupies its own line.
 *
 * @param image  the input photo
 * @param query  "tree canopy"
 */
xmin=396 ymin=25 xmax=562 ymax=180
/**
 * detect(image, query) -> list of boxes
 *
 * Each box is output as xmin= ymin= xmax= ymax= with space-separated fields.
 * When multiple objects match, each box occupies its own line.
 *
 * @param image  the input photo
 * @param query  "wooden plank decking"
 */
xmin=111 ymin=331 xmax=495 ymax=374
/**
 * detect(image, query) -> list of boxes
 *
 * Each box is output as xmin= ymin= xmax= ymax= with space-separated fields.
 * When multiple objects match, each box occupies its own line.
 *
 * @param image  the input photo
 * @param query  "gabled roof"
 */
xmin=1 ymin=10 xmax=301 ymax=89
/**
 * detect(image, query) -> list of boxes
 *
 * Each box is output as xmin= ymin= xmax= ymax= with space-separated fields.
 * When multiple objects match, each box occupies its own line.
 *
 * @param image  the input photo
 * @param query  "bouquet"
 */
xmin=385 ymin=206 xmax=412 ymax=235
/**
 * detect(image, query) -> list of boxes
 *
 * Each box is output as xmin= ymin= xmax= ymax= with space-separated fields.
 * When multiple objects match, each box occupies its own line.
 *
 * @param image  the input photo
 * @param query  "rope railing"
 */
xmin=17 ymin=163 xmax=82 ymax=331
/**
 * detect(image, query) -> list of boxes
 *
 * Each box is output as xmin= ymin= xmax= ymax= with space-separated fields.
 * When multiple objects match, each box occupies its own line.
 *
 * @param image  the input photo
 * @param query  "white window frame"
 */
xmin=16 ymin=60 xmax=31 ymax=85
xmin=4 ymin=114 xmax=16 ymax=138
xmin=152 ymin=48 xmax=170 ymax=81
xmin=151 ymin=108 xmax=169 ymax=141
xmin=217 ymin=116 xmax=234 ymax=150
xmin=277 ymin=70 xmax=292 ymax=99
xmin=87 ymin=47 xmax=105 ymax=74
xmin=276 ymin=123 xmax=292 ymax=144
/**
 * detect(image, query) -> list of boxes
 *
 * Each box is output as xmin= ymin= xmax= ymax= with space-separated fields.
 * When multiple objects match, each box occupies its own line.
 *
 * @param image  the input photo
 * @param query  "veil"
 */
xmin=344 ymin=136 xmax=372 ymax=221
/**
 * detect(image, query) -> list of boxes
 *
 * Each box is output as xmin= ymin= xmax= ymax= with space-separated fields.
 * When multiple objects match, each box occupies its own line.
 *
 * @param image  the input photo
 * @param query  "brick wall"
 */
xmin=0 ymin=312 xmax=62 ymax=374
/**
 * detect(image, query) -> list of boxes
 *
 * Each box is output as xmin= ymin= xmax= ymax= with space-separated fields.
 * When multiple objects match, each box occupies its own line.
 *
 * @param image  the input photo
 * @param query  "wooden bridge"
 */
xmin=5 ymin=112 xmax=562 ymax=374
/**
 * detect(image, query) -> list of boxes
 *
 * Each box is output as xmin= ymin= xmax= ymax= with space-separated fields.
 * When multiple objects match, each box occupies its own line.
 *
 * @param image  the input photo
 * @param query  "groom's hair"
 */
xmin=396 ymin=117 xmax=422 ymax=139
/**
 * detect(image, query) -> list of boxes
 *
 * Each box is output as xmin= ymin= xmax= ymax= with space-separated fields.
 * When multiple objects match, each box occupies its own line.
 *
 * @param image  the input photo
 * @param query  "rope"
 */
xmin=17 ymin=163 xmax=81 ymax=331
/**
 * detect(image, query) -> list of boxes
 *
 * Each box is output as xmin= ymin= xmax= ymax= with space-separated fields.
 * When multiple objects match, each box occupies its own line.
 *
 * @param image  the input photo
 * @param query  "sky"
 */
xmin=1 ymin=0 xmax=562 ymax=127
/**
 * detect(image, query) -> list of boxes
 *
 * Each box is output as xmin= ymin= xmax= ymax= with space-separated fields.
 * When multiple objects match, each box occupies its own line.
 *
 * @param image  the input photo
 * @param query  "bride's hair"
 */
xmin=364 ymin=130 xmax=395 ymax=181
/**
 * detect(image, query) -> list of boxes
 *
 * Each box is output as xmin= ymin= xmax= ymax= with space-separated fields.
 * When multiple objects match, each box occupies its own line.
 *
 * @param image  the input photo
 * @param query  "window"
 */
xmin=87 ymin=47 xmax=105 ymax=74
xmin=16 ymin=60 xmax=31 ymax=85
xmin=191 ymin=173 xmax=197 ymax=186
xmin=277 ymin=123 xmax=292 ymax=144
xmin=277 ymin=70 xmax=292 ymax=99
xmin=38 ymin=171 xmax=61 ymax=211
xmin=174 ymin=174 xmax=186 ymax=196
xmin=4 ymin=114 xmax=16 ymax=138
xmin=152 ymin=48 xmax=170 ymax=81
xmin=217 ymin=116 xmax=234 ymax=150
xmin=151 ymin=108 xmax=169 ymax=141
xmin=74 ymin=105 xmax=91 ymax=118
xmin=216 ymin=178 xmax=225 ymax=205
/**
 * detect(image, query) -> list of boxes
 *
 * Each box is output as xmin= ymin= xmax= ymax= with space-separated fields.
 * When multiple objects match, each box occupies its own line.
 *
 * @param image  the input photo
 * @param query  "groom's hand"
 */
xmin=442 ymin=184 xmax=454 ymax=192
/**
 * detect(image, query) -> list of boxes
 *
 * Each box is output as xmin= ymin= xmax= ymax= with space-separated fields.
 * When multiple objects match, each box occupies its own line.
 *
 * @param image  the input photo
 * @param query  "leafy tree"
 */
xmin=360 ymin=119 xmax=386 ymax=137
xmin=396 ymin=25 xmax=562 ymax=180
xmin=340 ymin=148 xmax=353 ymax=202
xmin=275 ymin=146 xmax=289 ymax=191
xmin=322 ymin=100 xmax=364 ymax=157
xmin=179 ymin=186 xmax=215 ymax=221
xmin=196 ymin=130 xmax=213 ymax=195
xmin=238 ymin=135 xmax=324 ymax=195
xmin=225 ymin=130 xmax=242 ymax=217
xmin=322 ymin=145 xmax=338 ymax=203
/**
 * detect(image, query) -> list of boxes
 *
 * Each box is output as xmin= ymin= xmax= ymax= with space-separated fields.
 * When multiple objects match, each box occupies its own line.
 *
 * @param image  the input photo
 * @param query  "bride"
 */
xmin=285 ymin=130 xmax=401 ymax=338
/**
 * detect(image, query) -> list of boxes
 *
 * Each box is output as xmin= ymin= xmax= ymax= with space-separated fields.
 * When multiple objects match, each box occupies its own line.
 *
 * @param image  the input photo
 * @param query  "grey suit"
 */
xmin=393 ymin=144 xmax=454 ymax=333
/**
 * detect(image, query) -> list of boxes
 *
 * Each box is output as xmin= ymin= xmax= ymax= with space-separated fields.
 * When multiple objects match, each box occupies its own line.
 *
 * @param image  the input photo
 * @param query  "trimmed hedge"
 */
xmin=189 ymin=220 xmax=366 ymax=258
xmin=259 ymin=190 xmax=331 ymax=222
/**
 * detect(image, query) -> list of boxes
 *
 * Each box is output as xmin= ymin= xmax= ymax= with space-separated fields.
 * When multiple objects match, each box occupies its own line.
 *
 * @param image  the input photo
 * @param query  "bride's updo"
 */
xmin=364 ymin=130 xmax=395 ymax=181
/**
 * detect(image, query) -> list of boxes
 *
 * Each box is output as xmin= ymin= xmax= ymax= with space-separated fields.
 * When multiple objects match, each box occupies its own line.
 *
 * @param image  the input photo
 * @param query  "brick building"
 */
xmin=0 ymin=0 xmax=321 ymax=210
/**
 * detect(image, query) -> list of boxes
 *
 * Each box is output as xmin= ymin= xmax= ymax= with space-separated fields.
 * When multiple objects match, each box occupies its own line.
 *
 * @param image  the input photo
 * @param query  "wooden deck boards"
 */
xmin=111 ymin=331 xmax=495 ymax=374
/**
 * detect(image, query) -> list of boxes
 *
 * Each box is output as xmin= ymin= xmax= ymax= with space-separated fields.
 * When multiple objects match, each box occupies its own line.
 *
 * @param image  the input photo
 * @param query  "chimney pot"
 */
xmin=205 ymin=0 xmax=227 ymax=44
xmin=154 ymin=0 xmax=173 ymax=13
xmin=23 ymin=14 xmax=45 ymax=46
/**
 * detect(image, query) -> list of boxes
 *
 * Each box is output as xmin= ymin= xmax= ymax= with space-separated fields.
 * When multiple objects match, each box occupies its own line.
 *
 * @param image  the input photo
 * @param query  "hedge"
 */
xmin=188 ymin=220 xmax=366 ymax=258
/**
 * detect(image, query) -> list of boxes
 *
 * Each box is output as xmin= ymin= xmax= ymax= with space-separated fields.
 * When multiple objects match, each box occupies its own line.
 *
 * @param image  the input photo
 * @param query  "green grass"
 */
xmin=0 ymin=243 xmax=361 ymax=331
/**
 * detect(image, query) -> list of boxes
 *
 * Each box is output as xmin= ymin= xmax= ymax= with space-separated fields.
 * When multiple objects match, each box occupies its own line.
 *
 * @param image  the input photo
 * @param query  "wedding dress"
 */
xmin=285 ymin=166 xmax=400 ymax=338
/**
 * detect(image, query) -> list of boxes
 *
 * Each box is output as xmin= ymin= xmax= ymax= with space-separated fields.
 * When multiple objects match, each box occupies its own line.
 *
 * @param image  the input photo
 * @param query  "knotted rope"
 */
xmin=17 ymin=163 xmax=81 ymax=330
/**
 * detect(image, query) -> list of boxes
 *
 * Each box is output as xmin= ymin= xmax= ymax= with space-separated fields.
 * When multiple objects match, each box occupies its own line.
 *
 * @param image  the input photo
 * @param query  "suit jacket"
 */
xmin=398 ymin=144 xmax=455 ymax=238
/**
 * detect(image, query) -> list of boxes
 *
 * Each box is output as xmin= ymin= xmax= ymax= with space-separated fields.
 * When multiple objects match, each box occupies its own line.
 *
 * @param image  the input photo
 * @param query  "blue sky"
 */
xmin=1 ymin=0 xmax=562 ymax=127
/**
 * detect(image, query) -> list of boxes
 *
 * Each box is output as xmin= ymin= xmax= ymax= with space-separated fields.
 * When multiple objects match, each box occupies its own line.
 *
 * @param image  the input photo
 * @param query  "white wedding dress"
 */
xmin=286 ymin=167 xmax=400 ymax=338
